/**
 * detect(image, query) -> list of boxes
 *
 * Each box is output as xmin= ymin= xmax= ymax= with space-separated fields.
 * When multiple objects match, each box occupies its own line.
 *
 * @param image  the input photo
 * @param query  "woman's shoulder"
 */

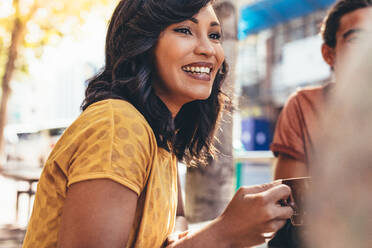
xmin=79 ymin=99 xmax=156 ymax=142
xmin=84 ymin=99 xmax=138 ymax=115
xmin=49 ymin=98 xmax=158 ymax=158
xmin=59 ymin=99 xmax=153 ymax=141
xmin=82 ymin=99 xmax=149 ymax=126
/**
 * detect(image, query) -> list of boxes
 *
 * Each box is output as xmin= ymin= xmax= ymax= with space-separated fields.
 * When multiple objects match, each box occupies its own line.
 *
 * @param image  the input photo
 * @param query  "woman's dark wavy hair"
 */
xmin=81 ymin=0 xmax=228 ymax=166
xmin=321 ymin=0 xmax=372 ymax=48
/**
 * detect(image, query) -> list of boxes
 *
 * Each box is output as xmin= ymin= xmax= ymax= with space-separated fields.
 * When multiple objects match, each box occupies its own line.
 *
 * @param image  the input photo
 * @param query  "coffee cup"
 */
xmin=282 ymin=177 xmax=311 ymax=226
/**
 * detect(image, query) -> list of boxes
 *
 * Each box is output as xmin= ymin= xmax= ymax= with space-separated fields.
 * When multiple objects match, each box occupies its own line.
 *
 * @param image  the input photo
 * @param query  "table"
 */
xmin=0 ymin=164 xmax=42 ymax=221
xmin=234 ymin=150 xmax=275 ymax=164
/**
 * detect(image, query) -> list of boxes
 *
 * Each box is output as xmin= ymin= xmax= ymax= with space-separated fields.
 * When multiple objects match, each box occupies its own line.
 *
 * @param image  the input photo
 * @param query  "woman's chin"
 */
xmin=189 ymin=89 xmax=213 ymax=101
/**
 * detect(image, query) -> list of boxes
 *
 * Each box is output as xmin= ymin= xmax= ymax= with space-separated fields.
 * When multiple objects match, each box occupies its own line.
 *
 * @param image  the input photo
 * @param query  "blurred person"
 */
xmin=308 ymin=16 xmax=372 ymax=248
xmin=268 ymin=0 xmax=372 ymax=247
xmin=22 ymin=1 xmax=293 ymax=248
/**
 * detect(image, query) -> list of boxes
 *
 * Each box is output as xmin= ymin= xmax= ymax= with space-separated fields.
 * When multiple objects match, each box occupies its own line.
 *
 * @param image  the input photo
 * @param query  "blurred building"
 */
xmin=7 ymin=20 xmax=106 ymax=129
xmin=236 ymin=0 xmax=336 ymax=145
xmin=5 ymin=20 xmax=106 ymax=165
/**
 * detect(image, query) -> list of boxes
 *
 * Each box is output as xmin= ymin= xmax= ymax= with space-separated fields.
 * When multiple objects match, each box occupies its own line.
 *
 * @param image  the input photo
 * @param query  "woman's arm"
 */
xmin=167 ymin=181 xmax=293 ymax=248
xmin=57 ymin=179 xmax=138 ymax=248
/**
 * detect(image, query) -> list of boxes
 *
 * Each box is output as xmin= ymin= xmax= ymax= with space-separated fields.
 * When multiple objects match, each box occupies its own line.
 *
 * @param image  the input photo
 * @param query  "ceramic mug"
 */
xmin=282 ymin=177 xmax=311 ymax=226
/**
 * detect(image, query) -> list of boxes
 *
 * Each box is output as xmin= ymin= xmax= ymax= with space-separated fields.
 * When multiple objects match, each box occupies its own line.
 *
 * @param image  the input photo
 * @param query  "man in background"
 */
xmin=269 ymin=0 xmax=372 ymax=247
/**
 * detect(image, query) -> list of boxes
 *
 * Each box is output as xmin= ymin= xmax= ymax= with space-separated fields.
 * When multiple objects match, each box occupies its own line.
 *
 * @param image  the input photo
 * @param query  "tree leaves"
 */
xmin=0 ymin=0 xmax=118 ymax=156
xmin=0 ymin=0 xmax=118 ymax=80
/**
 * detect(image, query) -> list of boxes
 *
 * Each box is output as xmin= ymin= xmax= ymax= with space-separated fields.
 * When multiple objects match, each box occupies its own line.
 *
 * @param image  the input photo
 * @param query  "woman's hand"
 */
xmin=164 ymin=181 xmax=293 ymax=248
xmin=163 ymin=216 xmax=189 ymax=247
xmin=163 ymin=230 xmax=191 ymax=247
xmin=215 ymin=180 xmax=294 ymax=247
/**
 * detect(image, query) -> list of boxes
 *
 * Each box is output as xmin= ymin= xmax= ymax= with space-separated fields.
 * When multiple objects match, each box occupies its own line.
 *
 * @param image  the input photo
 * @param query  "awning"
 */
xmin=238 ymin=0 xmax=336 ymax=40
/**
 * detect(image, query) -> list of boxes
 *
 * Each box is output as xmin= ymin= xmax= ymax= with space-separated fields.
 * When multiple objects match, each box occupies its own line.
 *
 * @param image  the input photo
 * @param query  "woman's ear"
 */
xmin=321 ymin=43 xmax=335 ymax=68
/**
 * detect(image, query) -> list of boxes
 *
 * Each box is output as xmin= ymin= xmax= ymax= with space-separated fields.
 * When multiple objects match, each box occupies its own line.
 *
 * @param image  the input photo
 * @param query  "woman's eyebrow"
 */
xmin=190 ymin=17 xmax=198 ymax=24
xmin=189 ymin=17 xmax=220 ymax=27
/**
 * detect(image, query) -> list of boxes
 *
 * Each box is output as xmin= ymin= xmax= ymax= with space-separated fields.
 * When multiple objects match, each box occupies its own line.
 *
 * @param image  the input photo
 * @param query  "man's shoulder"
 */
xmin=290 ymin=83 xmax=332 ymax=102
xmin=296 ymin=83 xmax=328 ymax=96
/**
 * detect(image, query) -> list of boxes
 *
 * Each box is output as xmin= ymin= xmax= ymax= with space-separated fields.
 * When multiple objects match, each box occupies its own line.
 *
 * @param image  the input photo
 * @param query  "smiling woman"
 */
xmin=82 ymin=0 xmax=228 ymax=167
xmin=154 ymin=5 xmax=225 ymax=114
xmin=21 ymin=1 xmax=293 ymax=248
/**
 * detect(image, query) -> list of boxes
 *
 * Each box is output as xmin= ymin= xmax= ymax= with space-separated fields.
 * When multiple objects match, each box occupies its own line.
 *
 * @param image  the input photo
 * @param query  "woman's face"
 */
xmin=153 ymin=3 xmax=225 ymax=116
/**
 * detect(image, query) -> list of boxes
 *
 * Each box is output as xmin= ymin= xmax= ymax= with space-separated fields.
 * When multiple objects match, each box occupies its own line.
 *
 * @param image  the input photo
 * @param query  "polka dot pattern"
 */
xmin=22 ymin=99 xmax=178 ymax=248
xmin=117 ymin=127 xmax=129 ymax=139
xmin=132 ymin=123 xmax=144 ymax=136
xmin=97 ymin=130 xmax=109 ymax=140
xmin=123 ymin=143 xmax=135 ymax=157
xmin=111 ymin=149 xmax=120 ymax=162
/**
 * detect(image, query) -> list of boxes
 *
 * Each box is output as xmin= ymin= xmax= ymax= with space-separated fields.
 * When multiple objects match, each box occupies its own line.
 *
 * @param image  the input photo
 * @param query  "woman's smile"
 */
xmin=181 ymin=62 xmax=214 ymax=81
xmin=153 ymin=3 xmax=224 ymax=116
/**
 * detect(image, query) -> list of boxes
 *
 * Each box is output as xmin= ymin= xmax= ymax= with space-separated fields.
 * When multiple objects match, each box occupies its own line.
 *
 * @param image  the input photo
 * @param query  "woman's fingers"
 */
xmin=264 ymin=185 xmax=294 ymax=220
xmin=239 ymin=183 xmax=293 ymax=221
xmin=240 ymin=180 xmax=283 ymax=196
xmin=262 ymin=219 xmax=288 ymax=234
xmin=274 ymin=203 xmax=294 ymax=220
xmin=162 ymin=230 xmax=190 ymax=247
xmin=264 ymin=184 xmax=292 ymax=204
xmin=219 ymin=182 xmax=294 ymax=247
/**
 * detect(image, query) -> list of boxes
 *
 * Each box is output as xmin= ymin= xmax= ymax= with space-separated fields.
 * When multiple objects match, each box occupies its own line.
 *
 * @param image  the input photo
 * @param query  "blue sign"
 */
xmin=241 ymin=118 xmax=272 ymax=151
xmin=239 ymin=0 xmax=336 ymax=39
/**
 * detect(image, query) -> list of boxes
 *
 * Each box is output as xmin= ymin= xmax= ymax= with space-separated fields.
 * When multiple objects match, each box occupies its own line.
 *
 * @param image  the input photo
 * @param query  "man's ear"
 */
xmin=321 ymin=43 xmax=335 ymax=67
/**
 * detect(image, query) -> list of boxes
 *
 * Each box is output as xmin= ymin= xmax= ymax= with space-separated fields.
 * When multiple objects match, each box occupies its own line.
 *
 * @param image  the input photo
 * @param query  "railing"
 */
xmin=0 ymin=163 xmax=42 ymax=222
xmin=234 ymin=150 xmax=274 ymax=190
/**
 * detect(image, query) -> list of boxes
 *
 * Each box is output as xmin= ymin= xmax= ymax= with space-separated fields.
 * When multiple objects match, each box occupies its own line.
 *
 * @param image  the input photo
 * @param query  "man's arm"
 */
xmin=273 ymin=154 xmax=308 ymax=180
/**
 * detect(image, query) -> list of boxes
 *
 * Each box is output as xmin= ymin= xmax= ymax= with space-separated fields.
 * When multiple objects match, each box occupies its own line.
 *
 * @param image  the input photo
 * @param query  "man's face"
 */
xmin=322 ymin=7 xmax=372 ymax=78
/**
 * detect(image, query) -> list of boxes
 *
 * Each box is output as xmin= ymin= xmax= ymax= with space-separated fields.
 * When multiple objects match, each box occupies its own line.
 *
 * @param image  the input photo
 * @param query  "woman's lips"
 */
xmin=181 ymin=62 xmax=214 ymax=82
xmin=183 ymin=70 xmax=211 ymax=81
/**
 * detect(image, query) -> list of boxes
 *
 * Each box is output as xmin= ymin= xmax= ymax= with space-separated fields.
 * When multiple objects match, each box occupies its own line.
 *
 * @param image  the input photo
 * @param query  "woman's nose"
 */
xmin=194 ymin=36 xmax=215 ymax=57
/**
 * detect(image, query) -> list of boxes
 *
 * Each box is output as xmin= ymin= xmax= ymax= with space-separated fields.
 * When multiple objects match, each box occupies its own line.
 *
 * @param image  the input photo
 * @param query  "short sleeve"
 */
xmin=66 ymin=100 xmax=156 ymax=195
xmin=271 ymin=93 xmax=305 ymax=162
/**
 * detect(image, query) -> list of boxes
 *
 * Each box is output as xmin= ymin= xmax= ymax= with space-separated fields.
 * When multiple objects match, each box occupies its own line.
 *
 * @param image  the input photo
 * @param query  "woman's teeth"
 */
xmin=182 ymin=66 xmax=211 ymax=74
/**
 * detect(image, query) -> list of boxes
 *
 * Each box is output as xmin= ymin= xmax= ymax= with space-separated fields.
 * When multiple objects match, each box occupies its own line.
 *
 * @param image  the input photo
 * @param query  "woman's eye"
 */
xmin=209 ymin=33 xmax=222 ymax=40
xmin=174 ymin=28 xmax=192 ymax=35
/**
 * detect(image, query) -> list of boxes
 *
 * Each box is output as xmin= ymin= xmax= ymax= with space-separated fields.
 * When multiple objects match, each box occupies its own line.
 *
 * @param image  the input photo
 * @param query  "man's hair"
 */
xmin=321 ymin=0 xmax=372 ymax=47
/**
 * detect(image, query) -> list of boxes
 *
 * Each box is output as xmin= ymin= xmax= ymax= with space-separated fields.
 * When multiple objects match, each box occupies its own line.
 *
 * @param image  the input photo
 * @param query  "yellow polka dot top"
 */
xmin=22 ymin=99 xmax=178 ymax=248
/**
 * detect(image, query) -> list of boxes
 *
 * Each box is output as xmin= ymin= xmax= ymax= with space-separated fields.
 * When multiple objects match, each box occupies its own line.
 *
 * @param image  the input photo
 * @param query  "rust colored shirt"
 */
xmin=271 ymin=84 xmax=333 ymax=163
